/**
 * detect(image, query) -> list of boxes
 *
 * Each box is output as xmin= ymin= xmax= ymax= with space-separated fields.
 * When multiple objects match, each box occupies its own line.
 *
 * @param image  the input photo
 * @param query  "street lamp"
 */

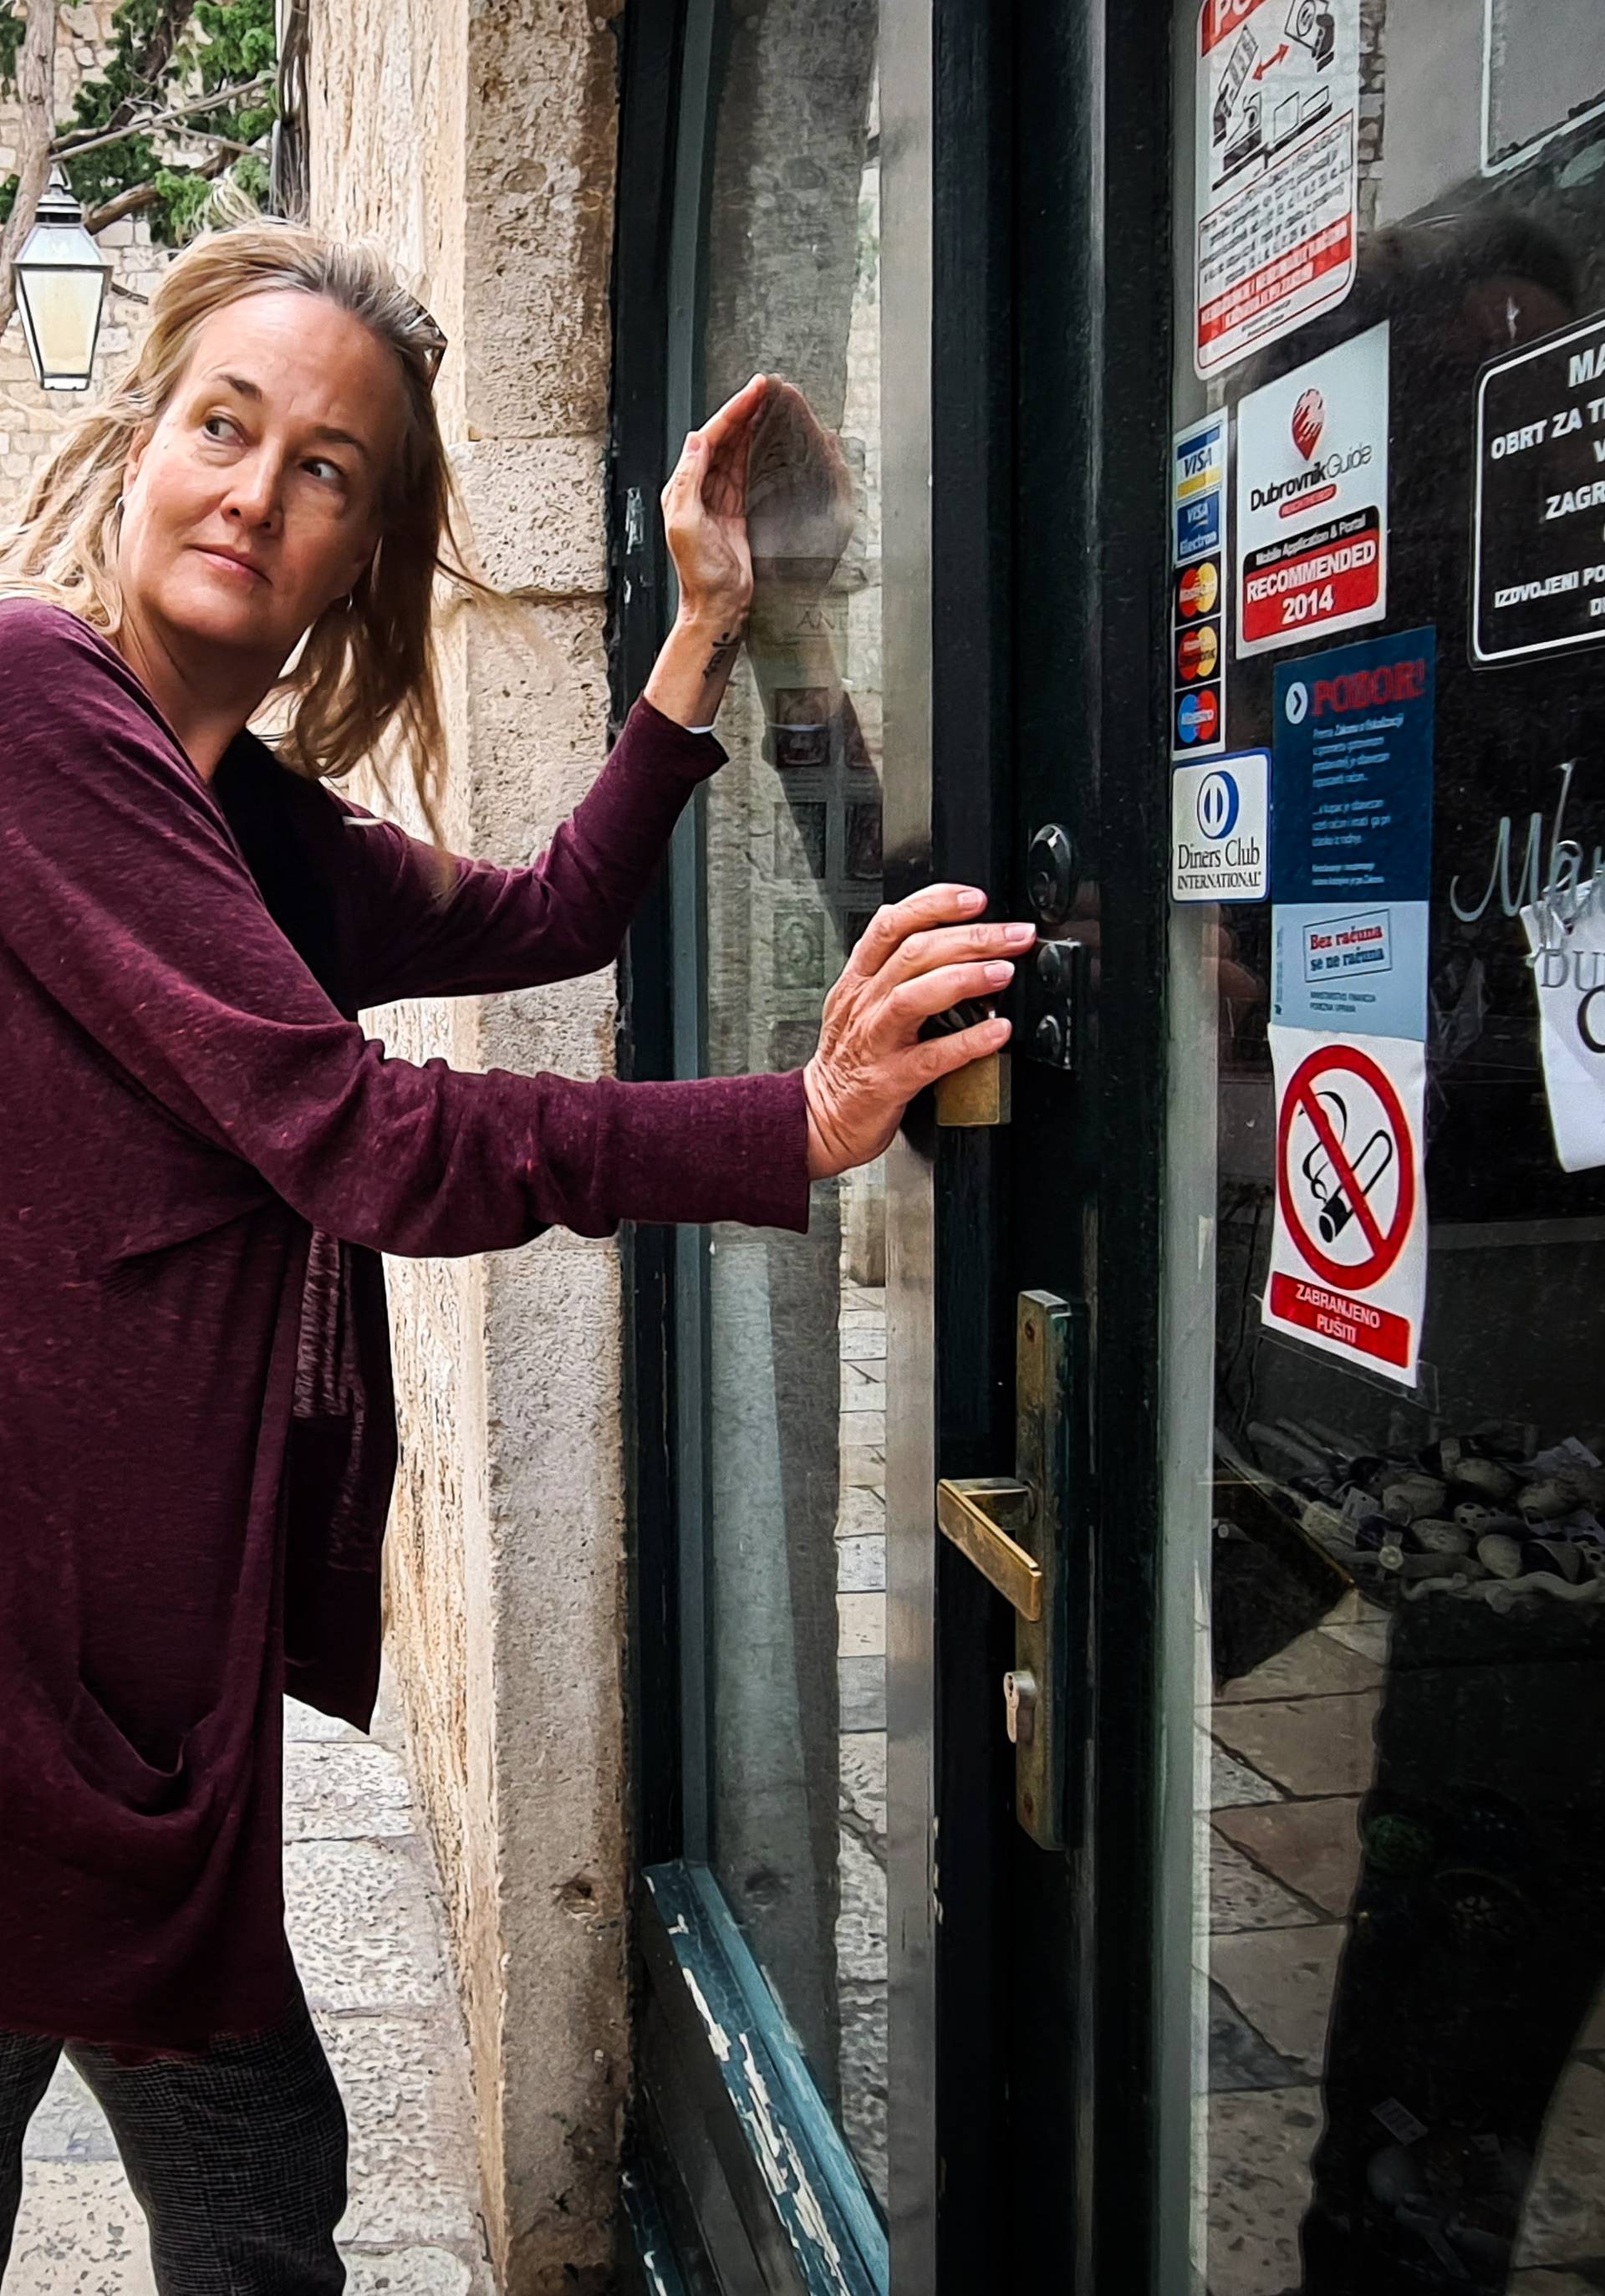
xmin=11 ymin=166 xmax=111 ymax=392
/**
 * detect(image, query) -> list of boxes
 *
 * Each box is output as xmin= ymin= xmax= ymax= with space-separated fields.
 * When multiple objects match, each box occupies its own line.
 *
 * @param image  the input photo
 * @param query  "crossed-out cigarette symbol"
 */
xmin=1302 ymin=1088 xmax=1394 ymax=1242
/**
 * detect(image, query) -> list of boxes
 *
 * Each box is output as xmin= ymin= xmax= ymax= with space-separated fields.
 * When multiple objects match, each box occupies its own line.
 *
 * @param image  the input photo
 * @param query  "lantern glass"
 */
xmin=12 ymin=180 xmax=110 ymax=391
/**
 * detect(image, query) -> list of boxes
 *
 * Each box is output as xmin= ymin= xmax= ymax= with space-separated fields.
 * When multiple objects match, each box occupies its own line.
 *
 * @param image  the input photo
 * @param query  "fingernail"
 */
xmin=956 ymin=887 xmax=987 ymax=910
xmin=1003 ymin=923 xmax=1036 ymax=946
xmin=984 ymin=961 xmax=1014 ymax=987
xmin=986 ymin=1017 xmax=1011 ymax=1044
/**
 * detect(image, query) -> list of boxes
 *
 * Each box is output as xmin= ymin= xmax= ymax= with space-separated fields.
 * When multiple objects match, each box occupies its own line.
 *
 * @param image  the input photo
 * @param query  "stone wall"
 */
xmin=0 ymin=5 xmax=166 ymax=517
xmin=308 ymin=3 xmax=628 ymax=2291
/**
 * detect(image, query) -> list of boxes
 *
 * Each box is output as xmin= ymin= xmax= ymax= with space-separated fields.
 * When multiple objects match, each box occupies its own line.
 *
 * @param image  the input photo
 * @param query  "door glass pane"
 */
xmin=1164 ymin=5 xmax=1605 ymax=2291
xmin=686 ymin=0 xmax=886 ymax=2209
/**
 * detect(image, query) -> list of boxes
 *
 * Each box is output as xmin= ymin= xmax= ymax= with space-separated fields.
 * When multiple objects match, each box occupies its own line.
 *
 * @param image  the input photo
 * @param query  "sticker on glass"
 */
xmin=1172 ymin=413 xmax=1229 ymax=756
xmin=1173 ymin=750 xmax=1269 ymax=901
xmin=1270 ymin=628 xmax=1434 ymax=1040
xmin=1262 ymin=1024 xmax=1427 ymax=1386
xmin=1236 ymin=322 xmax=1388 ymax=656
xmin=1194 ymin=0 xmax=1360 ymax=379
xmin=1473 ymin=309 xmax=1605 ymax=666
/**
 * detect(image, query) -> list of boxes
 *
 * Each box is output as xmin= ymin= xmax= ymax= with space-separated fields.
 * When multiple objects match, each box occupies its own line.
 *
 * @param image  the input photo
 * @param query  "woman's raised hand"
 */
xmin=660 ymin=374 xmax=771 ymax=628
xmin=803 ymin=888 xmax=1037 ymax=1181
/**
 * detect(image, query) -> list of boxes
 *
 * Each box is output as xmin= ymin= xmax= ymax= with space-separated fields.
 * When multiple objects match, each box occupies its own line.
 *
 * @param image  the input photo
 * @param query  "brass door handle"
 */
xmin=933 ymin=1292 xmax=1086 ymax=1850
xmin=935 ymin=1477 xmax=1042 ymax=1620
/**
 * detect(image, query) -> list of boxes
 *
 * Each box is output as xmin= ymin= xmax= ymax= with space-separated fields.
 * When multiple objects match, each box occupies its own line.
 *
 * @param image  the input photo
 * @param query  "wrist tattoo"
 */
xmin=701 ymin=630 xmax=740 ymax=680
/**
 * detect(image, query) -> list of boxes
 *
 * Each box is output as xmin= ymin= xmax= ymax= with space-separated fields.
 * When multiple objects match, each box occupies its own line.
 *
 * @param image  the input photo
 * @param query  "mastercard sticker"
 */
xmin=1178 ymin=559 xmax=1220 ymax=620
xmin=1178 ymin=623 xmax=1220 ymax=682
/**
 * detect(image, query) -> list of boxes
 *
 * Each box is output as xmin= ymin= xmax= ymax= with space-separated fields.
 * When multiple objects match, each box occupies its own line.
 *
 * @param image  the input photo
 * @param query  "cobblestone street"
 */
xmin=6 ymin=1679 xmax=492 ymax=2295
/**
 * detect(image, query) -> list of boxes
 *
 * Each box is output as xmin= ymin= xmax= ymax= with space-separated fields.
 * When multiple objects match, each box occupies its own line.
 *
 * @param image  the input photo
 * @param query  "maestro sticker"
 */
xmin=1173 ymin=749 xmax=1270 ymax=902
xmin=1236 ymin=323 xmax=1389 ymax=656
xmin=1262 ymin=1024 xmax=1427 ymax=1385
xmin=1194 ymin=0 xmax=1360 ymax=378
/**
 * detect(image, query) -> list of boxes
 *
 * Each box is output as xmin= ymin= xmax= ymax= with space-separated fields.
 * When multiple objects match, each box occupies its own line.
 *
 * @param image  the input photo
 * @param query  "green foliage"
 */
xmin=66 ymin=0 xmax=278 ymax=242
xmin=0 ymin=4 xmax=23 ymax=99
xmin=2 ymin=0 xmax=277 ymax=246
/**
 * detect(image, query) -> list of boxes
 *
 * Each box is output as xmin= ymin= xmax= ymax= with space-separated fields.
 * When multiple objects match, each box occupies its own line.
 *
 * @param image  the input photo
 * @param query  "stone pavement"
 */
xmin=7 ymin=1674 xmax=495 ymax=2295
xmin=1202 ymin=1603 xmax=1605 ymax=2296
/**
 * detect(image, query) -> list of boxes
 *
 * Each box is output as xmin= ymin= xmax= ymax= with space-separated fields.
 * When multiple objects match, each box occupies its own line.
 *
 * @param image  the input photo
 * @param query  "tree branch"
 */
xmin=54 ymin=74 xmax=273 ymax=161
xmin=0 ymin=0 xmax=60 ymax=342
xmin=98 ymin=0 xmax=192 ymax=138
xmin=81 ymin=142 xmax=232 ymax=237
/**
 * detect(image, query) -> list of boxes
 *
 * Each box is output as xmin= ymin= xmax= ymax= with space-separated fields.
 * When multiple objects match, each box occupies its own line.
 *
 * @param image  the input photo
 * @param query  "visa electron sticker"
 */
xmin=1236 ymin=323 xmax=1388 ymax=657
xmin=1172 ymin=413 xmax=1229 ymax=757
xmin=1173 ymin=751 xmax=1270 ymax=901
xmin=1194 ymin=0 xmax=1360 ymax=378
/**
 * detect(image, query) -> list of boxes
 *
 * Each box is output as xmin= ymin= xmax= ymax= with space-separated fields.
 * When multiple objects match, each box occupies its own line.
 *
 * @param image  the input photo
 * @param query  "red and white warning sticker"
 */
xmin=1194 ymin=0 xmax=1360 ymax=377
xmin=1262 ymin=1025 xmax=1426 ymax=1385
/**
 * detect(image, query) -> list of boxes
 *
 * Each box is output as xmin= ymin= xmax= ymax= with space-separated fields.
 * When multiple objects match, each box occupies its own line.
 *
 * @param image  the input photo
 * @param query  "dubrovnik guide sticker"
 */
xmin=1194 ymin=0 xmax=1360 ymax=379
xmin=1172 ymin=412 xmax=1230 ymax=758
xmin=1236 ymin=323 xmax=1388 ymax=656
xmin=1172 ymin=750 xmax=1270 ymax=901
xmin=1474 ymin=309 xmax=1605 ymax=665
xmin=1263 ymin=1025 xmax=1428 ymax=1385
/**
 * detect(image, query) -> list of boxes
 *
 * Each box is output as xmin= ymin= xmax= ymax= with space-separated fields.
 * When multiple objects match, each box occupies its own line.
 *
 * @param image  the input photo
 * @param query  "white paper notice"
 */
xmin=1262 ymin=1023 xmax=1428 ymax=1386
xmin=1195 ymin=0 xmax=1360 ymax=379
xmin=1521 ymin=887 xmax=1605 ymax=1172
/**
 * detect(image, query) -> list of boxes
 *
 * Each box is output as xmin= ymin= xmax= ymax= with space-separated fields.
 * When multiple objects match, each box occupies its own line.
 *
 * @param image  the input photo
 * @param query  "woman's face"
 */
xmin=119 ymin=288 xmax=407 ymax=668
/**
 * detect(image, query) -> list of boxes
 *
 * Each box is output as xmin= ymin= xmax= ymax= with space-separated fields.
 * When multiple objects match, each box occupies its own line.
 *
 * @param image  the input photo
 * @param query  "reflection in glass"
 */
xmin=1167 ymin=8 xmax=1605 ymax=2291
xmin=690 ymin=0 xmax=887 ymax=2208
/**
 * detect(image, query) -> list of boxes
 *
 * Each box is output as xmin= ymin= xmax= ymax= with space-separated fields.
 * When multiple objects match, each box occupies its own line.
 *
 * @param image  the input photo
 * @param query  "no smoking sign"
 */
xmin=1263 ymin=1026 xmax=1426 ymax=1384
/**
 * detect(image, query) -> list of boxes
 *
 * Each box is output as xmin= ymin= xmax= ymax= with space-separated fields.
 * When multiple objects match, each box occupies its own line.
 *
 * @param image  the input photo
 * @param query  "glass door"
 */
xmin=1156 ymin=4 xmax=1605 ymax=2293
xmin=617 ymin=3 xmax=899 ymax=2288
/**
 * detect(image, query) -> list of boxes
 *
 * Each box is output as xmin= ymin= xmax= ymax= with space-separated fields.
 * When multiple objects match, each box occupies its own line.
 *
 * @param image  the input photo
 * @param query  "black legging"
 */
xmin=0 ymin=1962 xmax=347 ymax=2294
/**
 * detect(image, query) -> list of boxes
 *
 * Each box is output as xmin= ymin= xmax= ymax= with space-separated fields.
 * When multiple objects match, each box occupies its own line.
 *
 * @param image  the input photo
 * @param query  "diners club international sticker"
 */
xmin=1262 ymin=1025 xmax=1427 ymax=1386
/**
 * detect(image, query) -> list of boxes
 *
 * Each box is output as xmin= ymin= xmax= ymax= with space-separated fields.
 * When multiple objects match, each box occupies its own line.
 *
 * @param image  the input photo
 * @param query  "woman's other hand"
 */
xmin=660 ymin=374 xmax=770 ymax=626
xmin=803 ymin=888 xmax=1037 ymax=1181
xmin=645 ymin=375 xmax=771 ymax=728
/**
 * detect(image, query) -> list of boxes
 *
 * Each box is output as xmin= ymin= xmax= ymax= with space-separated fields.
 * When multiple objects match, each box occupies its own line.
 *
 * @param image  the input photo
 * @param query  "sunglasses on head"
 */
xmin=403 ymin=295 xmax=448 ymax=387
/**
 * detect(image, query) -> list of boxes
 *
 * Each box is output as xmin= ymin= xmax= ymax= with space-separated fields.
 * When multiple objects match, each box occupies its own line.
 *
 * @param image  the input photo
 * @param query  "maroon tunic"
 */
xmin=0 ymin=599 xmax=809 ymax=2054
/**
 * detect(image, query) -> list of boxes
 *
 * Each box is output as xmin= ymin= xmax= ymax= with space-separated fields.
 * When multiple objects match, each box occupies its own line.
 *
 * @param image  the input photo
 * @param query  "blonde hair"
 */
xmin=0 ymin=183 xmax=500 ymax=828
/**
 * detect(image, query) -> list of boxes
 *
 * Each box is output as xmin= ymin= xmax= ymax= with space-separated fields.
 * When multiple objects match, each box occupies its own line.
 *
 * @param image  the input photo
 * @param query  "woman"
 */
xmin=0 ymin=215 xmax=1022 ymax=2286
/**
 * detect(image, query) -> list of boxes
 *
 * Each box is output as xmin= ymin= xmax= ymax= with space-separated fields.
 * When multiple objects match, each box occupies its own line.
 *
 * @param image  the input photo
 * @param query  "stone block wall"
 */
xmin=0 ymin=5 xmax=166 ymax=516
xmin=309 ymin=3 xmax=629 ymax=2291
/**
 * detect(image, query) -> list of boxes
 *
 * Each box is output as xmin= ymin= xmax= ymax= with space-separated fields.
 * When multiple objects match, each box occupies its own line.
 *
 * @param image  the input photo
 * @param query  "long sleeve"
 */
xmin=336 ymin=696 xmax=726 ymax=1008
xmin=0 ymin=604 xmax=810 ymax=1252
